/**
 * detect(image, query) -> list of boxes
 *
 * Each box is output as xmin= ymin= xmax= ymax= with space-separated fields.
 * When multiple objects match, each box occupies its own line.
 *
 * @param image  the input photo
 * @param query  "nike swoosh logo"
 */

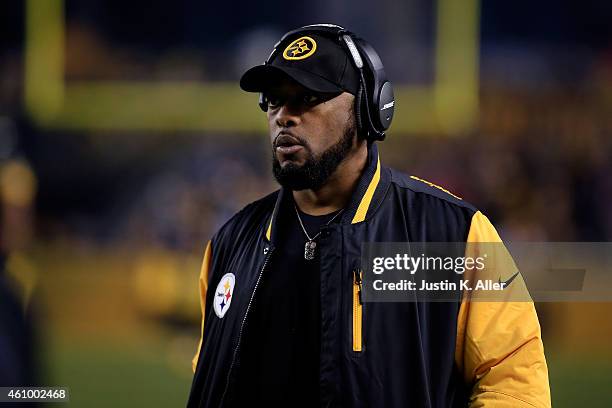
xmin=498 ymin=271 xmax=520 ymax=288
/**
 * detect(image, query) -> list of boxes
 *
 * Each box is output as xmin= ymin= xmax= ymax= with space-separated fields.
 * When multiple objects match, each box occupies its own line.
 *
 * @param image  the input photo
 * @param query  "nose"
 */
xmin=274 ymin=103 xmax=302 ymax=128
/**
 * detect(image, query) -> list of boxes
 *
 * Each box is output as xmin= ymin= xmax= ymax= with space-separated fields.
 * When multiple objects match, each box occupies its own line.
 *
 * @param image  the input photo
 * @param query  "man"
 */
xmin=188 ymin=24 xmax=550 ymax=407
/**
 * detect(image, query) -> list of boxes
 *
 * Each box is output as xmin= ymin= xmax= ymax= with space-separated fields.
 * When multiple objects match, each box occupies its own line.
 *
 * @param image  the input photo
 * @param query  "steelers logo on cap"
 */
xmin=283 ymin=36 xmax=317 ymax=60
xmin=213 ymin=273 xmax=235 ymax=319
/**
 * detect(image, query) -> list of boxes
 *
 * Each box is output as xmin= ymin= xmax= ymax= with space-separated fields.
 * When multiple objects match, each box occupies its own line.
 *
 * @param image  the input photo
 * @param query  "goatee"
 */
xmin=272 ymin=120 xmax=356 ymax=191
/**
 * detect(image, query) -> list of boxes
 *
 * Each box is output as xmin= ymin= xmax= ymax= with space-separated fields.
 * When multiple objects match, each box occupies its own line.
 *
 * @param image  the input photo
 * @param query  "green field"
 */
xmin=547 ymin=352 xmax=612 ymax=407
xmin=40 ymin=340 xmax=612 ymax=407
xmin=43 ymin=338 xmax=193 ymax=407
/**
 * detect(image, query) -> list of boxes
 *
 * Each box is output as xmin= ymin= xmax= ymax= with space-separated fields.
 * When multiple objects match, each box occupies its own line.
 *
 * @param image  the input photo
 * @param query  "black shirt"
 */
xmin=232 ymin=194 xmax=342 ymax=407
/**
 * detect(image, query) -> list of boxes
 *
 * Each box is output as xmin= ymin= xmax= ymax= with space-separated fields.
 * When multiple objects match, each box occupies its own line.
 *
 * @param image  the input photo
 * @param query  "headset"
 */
xmin=258 ymin=24 xmax=395 ymax=142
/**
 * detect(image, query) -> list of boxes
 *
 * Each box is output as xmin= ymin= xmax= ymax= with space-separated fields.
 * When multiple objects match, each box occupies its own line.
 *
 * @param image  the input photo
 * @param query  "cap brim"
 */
xmin=240 ymin=65 xmax=344 ymax=93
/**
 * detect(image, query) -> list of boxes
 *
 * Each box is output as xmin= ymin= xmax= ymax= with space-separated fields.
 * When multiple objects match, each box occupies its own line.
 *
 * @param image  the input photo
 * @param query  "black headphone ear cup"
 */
xmin=360 ymin=74 xmax=383 ymax=141
xmin=364 ymin=72 xmax=388 ymax=139
xmin=375 ymin=81 xmax=394 ymax=131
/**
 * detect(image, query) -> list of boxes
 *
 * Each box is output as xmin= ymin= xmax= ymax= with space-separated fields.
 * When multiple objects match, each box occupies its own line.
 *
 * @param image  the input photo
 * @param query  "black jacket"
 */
xmin=188 ymin=144 xmax=550 ymax=407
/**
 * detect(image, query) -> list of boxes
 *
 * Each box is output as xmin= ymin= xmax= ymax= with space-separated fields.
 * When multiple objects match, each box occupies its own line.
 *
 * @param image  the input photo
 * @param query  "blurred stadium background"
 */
xmin=1 ymin=0 xmax=611 ymax=406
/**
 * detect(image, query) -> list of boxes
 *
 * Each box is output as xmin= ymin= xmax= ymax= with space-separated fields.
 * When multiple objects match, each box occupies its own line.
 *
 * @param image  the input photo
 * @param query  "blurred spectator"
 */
xmin=0 ymin=252 xmax=37 ymax=387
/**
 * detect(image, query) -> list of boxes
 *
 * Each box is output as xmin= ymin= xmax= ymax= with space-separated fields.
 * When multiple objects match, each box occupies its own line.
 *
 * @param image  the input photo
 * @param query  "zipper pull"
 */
xmin=353 ymin=269 xmax=363 ymax=304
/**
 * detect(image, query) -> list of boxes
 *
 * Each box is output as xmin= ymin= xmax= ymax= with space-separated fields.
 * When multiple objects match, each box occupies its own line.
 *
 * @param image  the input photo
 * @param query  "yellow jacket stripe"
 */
xmin=192 ymin=240 xmax=212 ymax=373
xmin=266 ymin=216 xmax=272 ymax=241
xmin=351 ymin=154 xmax=381 ymax=224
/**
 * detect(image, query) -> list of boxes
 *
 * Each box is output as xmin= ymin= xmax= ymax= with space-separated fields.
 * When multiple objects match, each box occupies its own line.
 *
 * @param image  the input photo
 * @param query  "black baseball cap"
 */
xmin=240 ymin=32 xmax=360 ymax=95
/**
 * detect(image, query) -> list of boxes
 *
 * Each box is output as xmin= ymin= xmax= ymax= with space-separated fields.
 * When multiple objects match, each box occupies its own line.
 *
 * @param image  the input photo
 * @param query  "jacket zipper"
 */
xmin=221 ymin=247 xmax=274 ymax=404
xmin=353 ymin=268 xmax=363 ymax=352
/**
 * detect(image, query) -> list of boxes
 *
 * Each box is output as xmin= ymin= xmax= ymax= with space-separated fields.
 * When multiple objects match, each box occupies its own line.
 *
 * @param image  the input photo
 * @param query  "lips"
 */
xmin=277 ymin=145 xmax=303 ymax=155
xmin=275 ymin=133 xmax=304 ymax=156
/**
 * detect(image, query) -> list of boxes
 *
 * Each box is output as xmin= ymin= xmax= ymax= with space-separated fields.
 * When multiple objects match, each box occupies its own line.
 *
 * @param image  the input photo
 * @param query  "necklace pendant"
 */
xmin=304 ymin=240 xmax=317 ymax=260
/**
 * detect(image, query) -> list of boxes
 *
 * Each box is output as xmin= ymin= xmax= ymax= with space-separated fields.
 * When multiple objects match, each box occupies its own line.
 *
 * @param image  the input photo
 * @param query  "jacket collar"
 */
xmin=265 ymin=143 xmax=390 ymax=243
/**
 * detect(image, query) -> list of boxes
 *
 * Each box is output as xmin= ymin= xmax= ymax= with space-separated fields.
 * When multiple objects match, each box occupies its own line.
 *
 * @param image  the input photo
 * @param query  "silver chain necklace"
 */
xmin=294 ymin=203 xmax=344 ymax=260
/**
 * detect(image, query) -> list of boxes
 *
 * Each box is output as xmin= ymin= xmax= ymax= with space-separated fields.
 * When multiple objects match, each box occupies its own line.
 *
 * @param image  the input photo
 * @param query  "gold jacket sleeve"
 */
xmin=192 ymin=240 xmax=212 ymax=373
xmin=455 ymin=211 xmax=551 ymax=407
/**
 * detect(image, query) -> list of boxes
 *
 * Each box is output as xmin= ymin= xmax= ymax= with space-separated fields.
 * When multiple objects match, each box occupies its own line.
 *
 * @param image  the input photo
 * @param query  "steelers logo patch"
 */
xmin=283 ymin=36 xmax=317 ymax=60
xmin=213 ymin=273 xmax=235 ymax=319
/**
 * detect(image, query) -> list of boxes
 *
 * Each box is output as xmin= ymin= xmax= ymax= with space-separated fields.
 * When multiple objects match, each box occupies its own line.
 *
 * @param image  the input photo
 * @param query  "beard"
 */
xmin=272 ymin=117 xmax=356 ymax=191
